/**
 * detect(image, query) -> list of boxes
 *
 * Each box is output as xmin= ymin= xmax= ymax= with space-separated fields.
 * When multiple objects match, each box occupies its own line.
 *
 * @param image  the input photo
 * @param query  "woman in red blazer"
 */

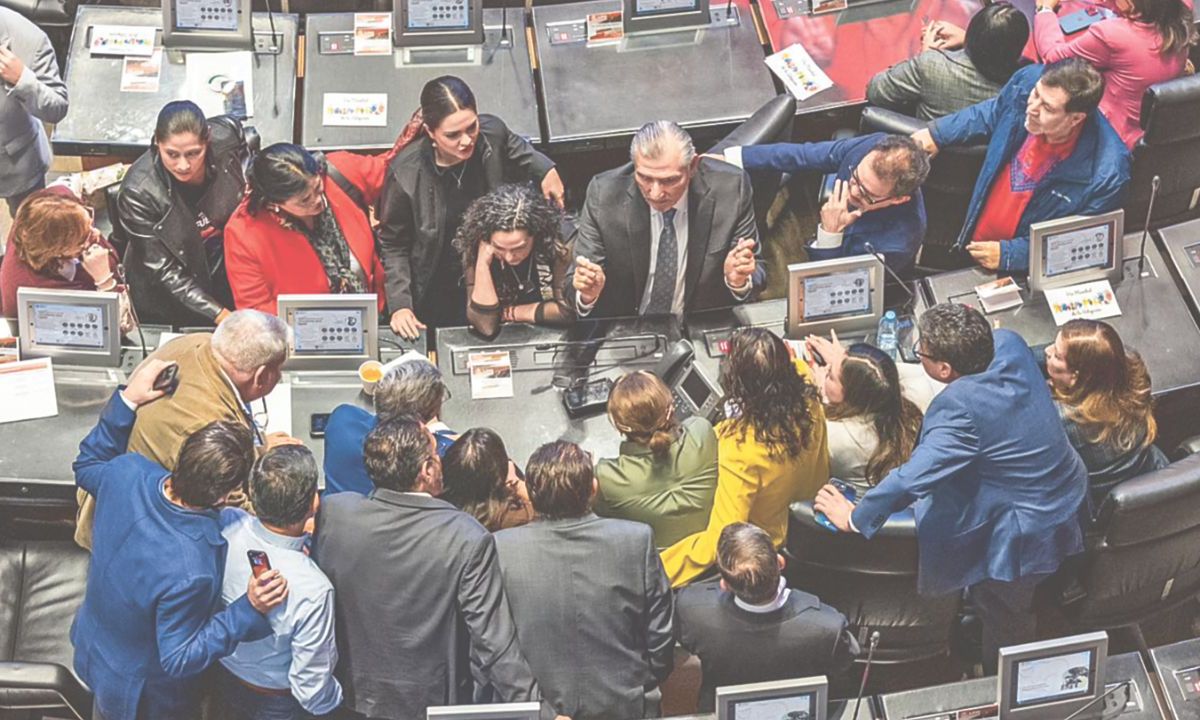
xmin=224 ymin=144 xmax=387 ymax=314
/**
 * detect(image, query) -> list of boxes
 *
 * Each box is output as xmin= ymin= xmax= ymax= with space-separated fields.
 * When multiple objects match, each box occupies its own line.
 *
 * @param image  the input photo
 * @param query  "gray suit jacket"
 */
xmin=0 ymin=7 xmax=68 ymax=197
xmin=567 ymin=158 xmax=764 ymax=318
xmin=494 ymin=514 xmax=675 ymax=720
xmin=866 ymin=49 xmax=1004 ymax=121
xmin=314 ymin=490 xmax=546 ymax=720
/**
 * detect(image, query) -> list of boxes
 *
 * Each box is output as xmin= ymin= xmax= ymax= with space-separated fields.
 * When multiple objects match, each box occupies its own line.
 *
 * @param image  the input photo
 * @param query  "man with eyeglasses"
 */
xmin=569 ymin=120 xmax=765 ymax=319
xmin=911 ymin=58 xmax=1130 ymax=272
xmin=718 ymin=133 xmax=930 ymax=272
xmin=815 ymin=302 xmax=1088 ymax=674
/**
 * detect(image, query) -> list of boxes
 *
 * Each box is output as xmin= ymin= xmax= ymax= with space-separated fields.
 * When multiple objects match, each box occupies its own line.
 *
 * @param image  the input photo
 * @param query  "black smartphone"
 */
xmin=247 ymin=549 xmax=271 ymax=579
xmin=153 ymin=364 xmax=180 ymax=395
xmin=310 ymin=412 xmax=331 ymax=438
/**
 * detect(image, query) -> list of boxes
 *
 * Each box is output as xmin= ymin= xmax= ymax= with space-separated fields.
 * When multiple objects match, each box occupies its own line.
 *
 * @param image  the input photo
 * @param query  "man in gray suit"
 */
xmin=494 ymin=441 xmax=675 ymax=720
xmin=0 ymin=7 xmax=68 ymax=216
xmin=314 ymin=416 xmax=555 ymax=720
xmin=569 ymin=120 xmax=764 ymax=319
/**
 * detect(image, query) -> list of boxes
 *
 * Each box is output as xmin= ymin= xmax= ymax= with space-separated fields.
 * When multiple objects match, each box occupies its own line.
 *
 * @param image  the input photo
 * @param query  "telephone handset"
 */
xmin=655 ymin=339 xmax=695 ymax=382
xmin=657 ymin=340 xmax=724 ymax=424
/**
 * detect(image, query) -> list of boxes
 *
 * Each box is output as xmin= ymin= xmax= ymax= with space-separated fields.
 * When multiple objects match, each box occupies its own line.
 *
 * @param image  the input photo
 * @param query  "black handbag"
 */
xmin=0 ymin=0 xmax=71 ymax=27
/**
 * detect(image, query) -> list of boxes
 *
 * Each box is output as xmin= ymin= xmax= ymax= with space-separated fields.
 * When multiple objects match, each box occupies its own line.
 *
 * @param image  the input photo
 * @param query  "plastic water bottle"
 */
xmin=877 ymin=310 xmax=899 ymax=360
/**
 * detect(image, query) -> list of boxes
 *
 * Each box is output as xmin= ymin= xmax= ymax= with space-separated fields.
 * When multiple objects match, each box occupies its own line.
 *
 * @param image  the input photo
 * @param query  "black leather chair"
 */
xmin=1124 ymin=73 xmax=1200 ymax=230
xmin=785 ymin=502 xmax=963 ymax=668
xmin=0 ymin=539 xmax=91 ymax=720
xmin=1054 ymin=452 xmax=1200 ymax=652
xmin=708 ymin=94 xmax=798 ymax=238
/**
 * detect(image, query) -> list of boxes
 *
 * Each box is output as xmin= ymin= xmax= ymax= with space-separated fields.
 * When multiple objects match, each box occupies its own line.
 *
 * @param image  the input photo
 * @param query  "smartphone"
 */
xmin=815 ymin=479 xmax=858 ymax=533
xmin=247 ymin=550 xmax=272 ymax=579
xmin=310 ymin=412 xmax=330 ymax=438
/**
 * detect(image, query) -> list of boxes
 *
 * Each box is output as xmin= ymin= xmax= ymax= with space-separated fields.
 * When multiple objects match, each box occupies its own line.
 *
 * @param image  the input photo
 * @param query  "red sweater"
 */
xmin=224 ymin=152 xmax=388 ymax=314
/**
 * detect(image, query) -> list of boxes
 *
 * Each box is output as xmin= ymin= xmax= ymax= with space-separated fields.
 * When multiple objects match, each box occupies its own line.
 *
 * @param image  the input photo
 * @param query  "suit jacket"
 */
xmin=675 ymin=581 xmax=858 ymax=712
xmin=314 ymin=490 xmax=545 ymax=720
xmin=493 ymin=514 xmax=675 ymax=720
xmin=0 ymin=7 xmax=68 ymax=197
xmin=567 ymin=158 xmax=764 ymax=318
xmin=852 ymin=330 xmax=1089 ymax=595
xmin=71 ymin=393 xmax=269 ymax=720
xmin=74 ymin=333 xmax=251 ymax=549
xmin=866 ymin=49 xmax=1005 ymax=122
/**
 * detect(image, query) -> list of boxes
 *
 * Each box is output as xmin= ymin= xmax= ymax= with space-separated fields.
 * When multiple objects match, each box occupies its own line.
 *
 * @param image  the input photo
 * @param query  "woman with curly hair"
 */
xmin=453 ymin=183 xmax=571 ymax=338
xmin=1045 ymin=319 xmax=1167 ymax=502
xmin=660 ymin=327 xmax=830 ymax=587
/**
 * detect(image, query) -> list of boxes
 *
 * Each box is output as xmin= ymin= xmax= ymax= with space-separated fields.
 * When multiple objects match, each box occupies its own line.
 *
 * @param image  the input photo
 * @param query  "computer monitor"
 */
xmin=162 ymin=0 xmax=253 ymax=52
xmin=277 ymin=294 xmax=378 ymax=371
xmin=1029 ymin=210 xmax=1124 ymax=293
xmin=394 ymin=0 xmax=484 ymax=48
xmin=427 ymin=703 xmax=540 ymax=720
xmin=16 ymin=288 xmax=122 ymax=368
xmin=998 ymin=631 xmax=1109 ymax=720
xmin=716 ymin=676 xmax=828 ymax=720
xmin=623 ymin=0 xmax=711 ymax=36
xmin=786 ymin=254 xmax=883 ymax=339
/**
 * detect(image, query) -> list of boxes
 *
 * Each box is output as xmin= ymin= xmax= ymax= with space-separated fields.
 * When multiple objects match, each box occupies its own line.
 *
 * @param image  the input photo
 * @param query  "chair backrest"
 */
xmin=0 ymin=539 xmax=90 ymax=665
xmin=1125 ymin=74 xmax=1200 ymax=229
xmin=709 ymin=94 xmax=797 ymax=237
xmin=103 ymin=182 xmax=128 ymax=260
xmin=785 ymin=502 xmax=961 ymax=664
xmin=1071 ymin=452 xmax=1200 ymax=629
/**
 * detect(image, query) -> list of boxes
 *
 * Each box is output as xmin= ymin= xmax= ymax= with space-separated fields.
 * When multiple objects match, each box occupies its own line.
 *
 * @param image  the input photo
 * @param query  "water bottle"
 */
xmin=877 ymin=310 xmax=899 ymax=360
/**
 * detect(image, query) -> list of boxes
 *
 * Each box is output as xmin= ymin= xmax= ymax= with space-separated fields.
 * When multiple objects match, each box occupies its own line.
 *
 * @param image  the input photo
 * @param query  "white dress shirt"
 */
xmin=218 ymin=508 xmax=343 ymax=715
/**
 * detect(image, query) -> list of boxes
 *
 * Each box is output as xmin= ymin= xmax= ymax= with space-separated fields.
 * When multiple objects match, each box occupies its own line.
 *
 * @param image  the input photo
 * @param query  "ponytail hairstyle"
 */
xmin=1127 ymin=0 xmax=1195 ymax=55
xmin=607 ymin=371 xmax=680 ymax=455
xmin=153 ymin=100 xmax=210 ymax=146
xmin=825 ymin=343 xmax=924 ymax=486
xmin=245 ymin=143 xmax=326 ymax=215
xmin=385 ymin=75 xmax=478 ymax=159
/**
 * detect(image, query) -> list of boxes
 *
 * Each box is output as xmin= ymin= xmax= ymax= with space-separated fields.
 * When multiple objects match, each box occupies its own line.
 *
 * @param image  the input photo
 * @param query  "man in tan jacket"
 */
xmin=75 ymin=310 xmax=290 ymax=549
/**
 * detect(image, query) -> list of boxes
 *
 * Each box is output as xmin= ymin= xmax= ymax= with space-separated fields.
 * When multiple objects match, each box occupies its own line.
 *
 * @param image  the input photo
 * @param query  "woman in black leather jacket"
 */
xmin=117 ymin=100 xmax=249 ymax=327
xmin=377 ymin=75 xmax=563 ymax=339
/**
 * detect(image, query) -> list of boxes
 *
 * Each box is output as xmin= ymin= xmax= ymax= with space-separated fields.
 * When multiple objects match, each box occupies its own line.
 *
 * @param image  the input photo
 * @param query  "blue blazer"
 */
xmin=741 ymin=133 xmax=927 ymax=271
xmin=71 ymin=393 xmax=269 ymax=720
xmin=930 ymin=64 xmax=1131 ymax=272
xmin=851 ymin=330 xmax=1088 ymax=596
xmin=323 ymin=404 xmax=455 ymax=496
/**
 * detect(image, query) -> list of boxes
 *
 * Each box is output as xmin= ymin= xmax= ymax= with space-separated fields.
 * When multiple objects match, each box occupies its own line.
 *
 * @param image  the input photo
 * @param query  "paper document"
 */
xmin=468 ymin=351 xmax=514 ymax=399
xmin=354 ymin=13 xmax=393 ymax=55
xmin=90 ymin=25 xmax=157 ymax=56
xmin=323 ymin=93 xmax=388 ymax=127
xmin=974 ymin=276 xmax=1023 ymax=314
xmin=1044 ymin=279 xmax=1121 ymax=325
xmin=184 ymin=51 xmax=255 ymax=118
xmin=261 ymin=382 xmax=293 ymax=437
xmin=765 ymin=43 xmax=833 ymax=101
xmin=586 ymin=11 xmax=623 ymax=46
xmin=121 ymin=50 xmax=163 ymax=93
xmin=0 ymin=358 xmax=59 ymax=424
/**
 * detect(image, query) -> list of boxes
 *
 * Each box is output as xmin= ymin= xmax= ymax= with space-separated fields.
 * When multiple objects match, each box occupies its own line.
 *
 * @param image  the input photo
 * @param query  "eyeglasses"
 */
xmin=850 ymin=166 xmax=887 ymax=206
xmin=911 ymin=340 xmax=935 ymax=360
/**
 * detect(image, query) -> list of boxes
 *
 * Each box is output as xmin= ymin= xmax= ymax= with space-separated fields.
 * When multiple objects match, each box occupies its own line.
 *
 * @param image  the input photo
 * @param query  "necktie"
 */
xmin=646 ymin=208 xmax=678 ymax=315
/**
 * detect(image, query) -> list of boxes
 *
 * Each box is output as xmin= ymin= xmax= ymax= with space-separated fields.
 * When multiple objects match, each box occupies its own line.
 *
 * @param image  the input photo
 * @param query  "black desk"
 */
xmin=52 ymin=7 xmax=299 ymax=156
xmin=436 ymin=316 xmax=683 ymax=463
xmin=531 ymin=0 xmax=777 ymax=151
xmin=665 ymin=697 xmax=878 ymax=719
xmin=684 ymin=298 xmax=789 ymax=393
xmin=300 ymin=10 xmax=540 ymax=150
xmin=878 ymin=651 xmax=1161 ymax=720
xmin=1149 ymin=638 xmax=1200 ymax=720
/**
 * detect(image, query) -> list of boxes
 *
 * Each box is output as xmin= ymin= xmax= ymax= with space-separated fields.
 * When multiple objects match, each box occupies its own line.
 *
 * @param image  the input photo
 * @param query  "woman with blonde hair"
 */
xmin=1045 ymin=319 xmax=1167 ymax=501
xmin=594 ymin=370 xmax=718 ymax=549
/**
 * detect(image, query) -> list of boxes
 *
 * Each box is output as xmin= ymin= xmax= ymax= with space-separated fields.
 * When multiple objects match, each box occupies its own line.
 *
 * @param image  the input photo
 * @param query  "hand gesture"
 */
xmin=723 ymin=238 xmax=757 ymax=290
xmin=0 ymin=46 xmax=25 ymax=86
xmin=966 ymin=241 xmax=1002 ymax=271
xmin=572 ymin=256 xmax=606 ymax=306
xmin=541 ymin=168 xmax=566 ymax=209
xmin=1036 ymin=0 xmax=1061 ymax=11
xmin=390 ymin=308 xmax=427 ymax=341
xmin=821 ymin=179 xmax=865 ymax=234
xmin=247 ymin=569 xmax=289 ymax=614
xmin=813 ymin=484 xmax=857 ymax=532
xmin=81 ymin=242 xmax=111 ymax=281
xmin=910 ymin=128 xmax=940 ymax=158
xmin=805 ymin=328 xmax=847 ymax=369
xmin=121 ymin=358 xmax=177 ymax=408
xmin=476 ymin=240 xmax=496 ymax=270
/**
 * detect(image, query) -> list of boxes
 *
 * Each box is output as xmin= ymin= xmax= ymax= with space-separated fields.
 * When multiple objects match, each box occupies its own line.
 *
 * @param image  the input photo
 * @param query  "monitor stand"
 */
xmin=400 ymin=45 xmax=481 ymax=66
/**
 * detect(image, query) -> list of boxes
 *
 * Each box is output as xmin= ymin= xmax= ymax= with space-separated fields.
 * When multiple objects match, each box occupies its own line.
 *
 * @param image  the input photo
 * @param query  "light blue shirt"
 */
xmin=219 ymin=508 xmax=343 ymax=715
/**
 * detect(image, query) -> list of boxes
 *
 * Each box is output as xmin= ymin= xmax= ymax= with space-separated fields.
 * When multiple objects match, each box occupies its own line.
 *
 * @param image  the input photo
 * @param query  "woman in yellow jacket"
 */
xmin=661 ymin=327 xmax=830 ymax=587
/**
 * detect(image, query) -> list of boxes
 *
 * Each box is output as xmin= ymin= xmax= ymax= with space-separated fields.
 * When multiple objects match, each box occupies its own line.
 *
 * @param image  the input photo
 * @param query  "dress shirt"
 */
xmin=726 ymin=146 xmax=845 ymax=250
xmin=219 ymin=509 xmax=343 ymax=716
xmin=732 ymin=578 xmax=791 ymax=614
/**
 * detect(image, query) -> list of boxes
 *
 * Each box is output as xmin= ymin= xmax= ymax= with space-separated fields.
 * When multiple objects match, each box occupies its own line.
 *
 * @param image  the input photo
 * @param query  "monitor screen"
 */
xmin=801 ymin=267 xmax=872 ymax=322
xmin=406 ymin=0 xmax=470 ymax=31
xmin=634 ymin=0 xmax=699 ymax=15
xmin=1013 ymin=649 xmax=1096 ymax=708
xmin=29 ymin=302 xmax=107 ymax=350
xmin=291 ymin=308 xmax=366 ymax=355
xmin=730 ymin=692 xmax=815 ymax=720
xmin=679 ymin=367 xmax=711 ymax=408
xmin=173 ymin=0 xmax=239 ymax=31
xmin=1043 ymin=223 xmax=1115 ymax=278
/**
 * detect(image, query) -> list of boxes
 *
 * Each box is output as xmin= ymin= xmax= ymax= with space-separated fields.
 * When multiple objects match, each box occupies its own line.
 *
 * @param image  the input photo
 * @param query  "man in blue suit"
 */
xmin=815 ymin=303 xmax=1088 ymax=672
xmin=71 ymin=358 xmax=289 ymax=720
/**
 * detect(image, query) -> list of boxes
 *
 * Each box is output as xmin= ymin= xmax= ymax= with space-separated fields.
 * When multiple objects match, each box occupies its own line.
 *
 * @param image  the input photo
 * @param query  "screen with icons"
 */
xmin=174 ymin=0 xmax=239 ymax=31
xmin=801 ymin=267 xmax=872 ymax=321
xmin=1175 ymin=667 xmax=1200 ymax=701
xmin=1013 ymin=649 xmax=1095 ymax=708
xmin=1043 ymin=223 xmax=1115 ymax=278
xmin=291 ymin=309 xmax=366 ymax=355
xmin=30 ymin=302 xmax=107 ymax=349
xmin=635 ymin=0 xmax=699 ymax=14
xmin=730 ymin=692 xmax=815 ymax=720
xmin=407 ymin=0 xmax=470 ymax=30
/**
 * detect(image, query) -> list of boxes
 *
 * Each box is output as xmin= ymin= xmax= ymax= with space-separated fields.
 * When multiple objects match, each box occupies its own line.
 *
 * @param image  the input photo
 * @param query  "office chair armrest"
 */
xmin=860 ymin=106 xmax=928 ymax=136
xmin=1175 ymin=435 xmax=1200 ymax=459
xmin=0 ymin=662 xmax=91 ymax=720
xmin=244 ymin=125 xmax=262 ymax=153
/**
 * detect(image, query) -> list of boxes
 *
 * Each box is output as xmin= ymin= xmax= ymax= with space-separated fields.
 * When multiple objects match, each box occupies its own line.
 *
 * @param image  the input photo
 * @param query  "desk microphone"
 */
xmin=864 ymin=242 xmax=915 ymax=308
xmin=1136 ymin=175 xmax=1160 ymax=278
xmin=1061 ymin=680 xmax=1132 ymax=720
xmin=500 ymin=3 xmax=513 ymax=47
xmin=850 ymin=631 xmax=881 ymax=720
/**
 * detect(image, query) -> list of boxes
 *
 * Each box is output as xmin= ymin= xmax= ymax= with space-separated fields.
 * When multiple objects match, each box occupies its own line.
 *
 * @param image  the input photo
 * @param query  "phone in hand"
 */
xmin=815 ymin=479 xmax=858 ymax=533
xmin=247 ymin=549 xmax=272 ymax=579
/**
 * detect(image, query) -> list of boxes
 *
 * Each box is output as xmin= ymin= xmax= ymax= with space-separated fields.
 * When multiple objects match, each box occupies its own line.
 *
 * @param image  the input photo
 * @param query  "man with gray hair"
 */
xmin=570 ymin=120 xmax=764 ymax=318
xmin=75 ymin=309 xmax=294 ymax=549
xmin=322 ymin=355 xmax=459 ymax=496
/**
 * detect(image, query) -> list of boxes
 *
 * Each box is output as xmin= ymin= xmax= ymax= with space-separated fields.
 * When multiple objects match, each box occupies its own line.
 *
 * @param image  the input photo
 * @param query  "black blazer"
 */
xmin=675 ymin=580 xmax=859 ymax=712
xmin=314 ymin=490 xmax=545 ymax=719
xmin=567 ymin=158 xmax=764 ymax=318
xmin=376 ymin=114 xmax=556 ymax=314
